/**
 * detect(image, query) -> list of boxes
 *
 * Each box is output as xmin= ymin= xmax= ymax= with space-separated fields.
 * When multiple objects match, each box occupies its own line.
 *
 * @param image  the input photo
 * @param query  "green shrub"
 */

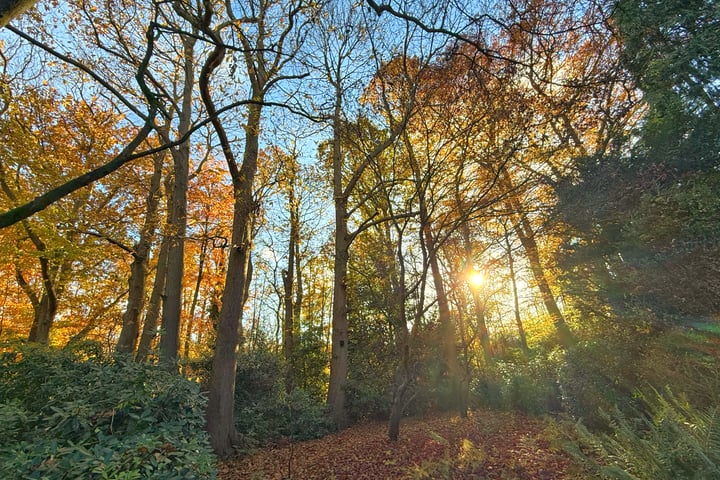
xmin=470 ymin=353 xmax=563 ymax=416
xmin=345 ymin=379 xmax=390 ymax=421
xmin=470 ymin=372 xmax=503 ymax=410
xmin=500 ymin=353 xmax=563 ymax=415
xmin=233 ymin=350 xmax=334 ymax=447
xmin=0 ymin=343 xmax=217 ymax=479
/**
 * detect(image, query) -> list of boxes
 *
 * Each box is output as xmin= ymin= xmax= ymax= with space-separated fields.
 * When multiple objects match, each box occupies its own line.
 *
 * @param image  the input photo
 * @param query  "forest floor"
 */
xmin=218 ymin=409 xmax=592 ymax=479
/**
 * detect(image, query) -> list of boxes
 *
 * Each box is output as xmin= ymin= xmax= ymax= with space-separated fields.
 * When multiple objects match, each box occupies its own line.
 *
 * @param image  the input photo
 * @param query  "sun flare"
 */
xmin=468 ymin=269 xmax=485 ymax=289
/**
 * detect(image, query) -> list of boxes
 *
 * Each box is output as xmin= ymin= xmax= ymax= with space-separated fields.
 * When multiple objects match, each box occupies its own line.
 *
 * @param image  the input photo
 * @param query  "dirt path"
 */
xmin=218 ymin=410 xmax=589 ymax=479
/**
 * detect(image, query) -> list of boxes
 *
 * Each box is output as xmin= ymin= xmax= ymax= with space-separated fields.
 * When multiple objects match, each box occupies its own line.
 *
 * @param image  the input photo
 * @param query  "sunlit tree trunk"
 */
xmin=499 ymin=166 xmax=574 ymax=348
xmin=424 ymin=222 xmax=467 ymax=417
xmin=23 ymin=265 xmax=56 ymax=345
xmin=183 ymin=236 xmax=208 ymax=361
xmin=1 ymin=171 xmax=62 ymax=345
xmin=387 ymin=221 xmax=411 ymax=441
xmin=513 ymin=208 xmax=573 ymax=347
xmin=404 ymin=129 xmax=466 ymax=417
xmin=502 ymin=222 xmax=529 ymax=355
xmin=282 ymin=165 xmax=300 ymax=392
xmin=457 ymin=202 xmax=492 ymax=365
xmin=292 ymin=213 xmax=303 ymax=366
xmin=136 ymin=217 xmax=170 ymax=362
xmin=206 ymin=98 xmax=261 ymax=455
xmin=196 ymin=0 xmax=289 ymax=449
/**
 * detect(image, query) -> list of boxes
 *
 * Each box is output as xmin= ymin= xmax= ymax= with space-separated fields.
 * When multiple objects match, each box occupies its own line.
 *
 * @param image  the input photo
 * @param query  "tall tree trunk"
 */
xmin=292 ymin=213 xmax=303 ymax=366
xmin=183 ymin=236 xmax=208 ymax=361
xmin=458 ymin=208 xmax=492 ymax=365
xmin=424 ymin=222 xmax=467 ymax=417
xmin=283 ymin=178 xmax=299 ymax=392
xmin=328 ymin=198 xmax=351 ymax=427
xmin=158 ymin=33 xmax=196 ymax=367
xmin=388 ymin=222 xmax=410 ymax=441
xmin=404 ymin=128 xmax=466 ymax=417
xmin=198 ymin=5 xmax=264 ymax=445
xmin=206 ymin=100 xmax=261 ymax=456
xmin=116 ymin=152 xmax=163 ymax=355
xmin=500 ymin=168 xmax=574 ymax=348
xmin=327 ymin=91 xmax=350 ymax=428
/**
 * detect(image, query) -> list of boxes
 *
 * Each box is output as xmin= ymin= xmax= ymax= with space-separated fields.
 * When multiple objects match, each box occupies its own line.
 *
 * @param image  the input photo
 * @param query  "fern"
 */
xmin=567 ymin=390 xmax=720 ymax=480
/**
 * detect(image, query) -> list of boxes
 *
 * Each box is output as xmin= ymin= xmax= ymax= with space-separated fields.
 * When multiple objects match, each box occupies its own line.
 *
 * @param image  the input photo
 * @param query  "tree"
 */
xmin=116 ymin=151 xmax=164 ymax=354
xmin=0 ymin=9 xmax=163 ymax=229
xmin=0 ymin=86 xmax=138 ymax=344
xmin=275 ymin=148 xmax=302 ymax=393
xmin=157 ymin=22 xmax=198 ymax=367
xmin=195 ymin=0 xmax=318 ymax=456
xmin=0 ymin=0 xmax=37 ymax=27
xmin=558 ymin=0 xmax=720 ymax=322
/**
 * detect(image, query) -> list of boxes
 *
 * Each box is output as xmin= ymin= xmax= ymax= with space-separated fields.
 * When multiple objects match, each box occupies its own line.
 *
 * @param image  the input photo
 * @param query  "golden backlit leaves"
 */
xmin=0 ymin=86 xmax=142 ymax=344
xmin=350 ymin=0 xmax=640 ymax=344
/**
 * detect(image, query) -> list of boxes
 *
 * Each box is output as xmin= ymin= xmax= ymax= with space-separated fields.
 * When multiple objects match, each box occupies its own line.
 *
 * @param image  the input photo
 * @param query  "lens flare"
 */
xmin=468 ymin=270 xmax=484 ymax=289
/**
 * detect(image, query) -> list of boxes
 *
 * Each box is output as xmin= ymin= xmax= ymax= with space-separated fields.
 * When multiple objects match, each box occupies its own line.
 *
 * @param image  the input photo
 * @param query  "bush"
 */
xmin=233 ymin=350 xmax=334 ymax=447
xmin=470 ymin=353 xmax=563 ymax=416
xmin=0 ymin=343 xmax=217 ymax=479
xmin=345 ymin=379 xmax=391 ymax=422
xmin=469 ymin=372 xmax=504 ymax=410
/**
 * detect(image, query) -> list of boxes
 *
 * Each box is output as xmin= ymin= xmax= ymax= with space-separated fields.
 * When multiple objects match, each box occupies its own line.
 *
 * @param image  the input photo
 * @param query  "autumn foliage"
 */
xmin=0 ymin=0 xmax=719 ymax=477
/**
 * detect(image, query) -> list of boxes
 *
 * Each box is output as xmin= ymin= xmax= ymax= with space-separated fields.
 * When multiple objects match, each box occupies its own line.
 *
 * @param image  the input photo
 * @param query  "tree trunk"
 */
xmin=328 ymin=199 xmax=350 ymax=428
xmin=206 ymin=99 xmax=262 ymax=457
xmin=116 ymin=152 xmax=163 ymax=355
xmin=1 ymin=168 xmax=60 ymax=345
xmin=405 ymin=129 xmax=465 ymax=417
xmin=0 ymin=0 xmax=38 ymax=28
xmin=283 ymin=179 xmax=298 ymax=392
xmin=470 ymin=289 xmax=492 ymax=364
xmin=388 ymin=343 xmax=409 ymax=441
xmin=457 ymin=201 xmax=492 ymax=365
xmin=27 ymin=287 xmax=56 ymax=345
xmin=499 ymin=168 xmax=574 ymax=348
xmin=503 ymin=224 xmax=529 ymax=355
xmin=514 ymin=212 xmax=574 ymax=347
xmin=158 ymin=33 xmax=195 ymax=368
xmin=425 ymin=223 xmax=467 ymax=417
xmin=183 ymin=237 xmax=208 ymax=361
xmin=136 ymin=221 xmax=170 ymax=362
xmin=206 ymin=203 xmax=252 ymax=456
xmin=327 ymin=91 xmax=350 ymax=428
xmin=388 ymin=222 xmax=411 ymax=441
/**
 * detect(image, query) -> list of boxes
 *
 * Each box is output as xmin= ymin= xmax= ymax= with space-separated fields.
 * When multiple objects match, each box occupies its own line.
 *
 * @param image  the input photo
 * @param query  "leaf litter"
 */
xmin=218 ymin=409 xmax=589 ymax=479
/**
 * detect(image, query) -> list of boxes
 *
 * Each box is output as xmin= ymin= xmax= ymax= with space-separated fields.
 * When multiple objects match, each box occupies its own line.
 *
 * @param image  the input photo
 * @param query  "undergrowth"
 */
xmin=566 ymin=390 xmax=720 ymax=479
xmin=0 ymin=342 xmax=217 ymax=479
